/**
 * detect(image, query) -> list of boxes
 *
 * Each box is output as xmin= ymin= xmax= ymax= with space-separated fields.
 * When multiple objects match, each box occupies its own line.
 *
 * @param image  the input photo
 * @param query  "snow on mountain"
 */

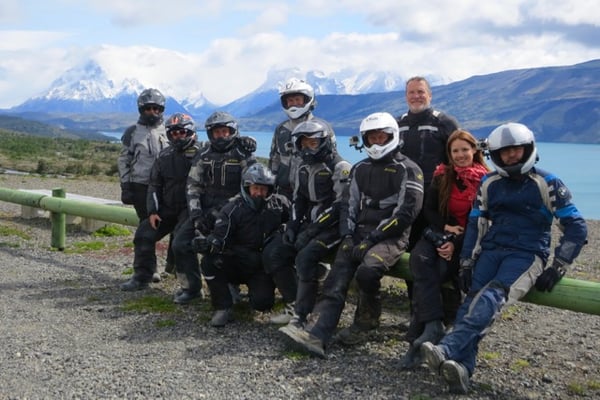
xmin=38 ymin=61 xmax=142 ymax=101
xmin=7 ymin=58 xmax=415 ymax=118
xmin=10 ymin=60 xmax=190 ymax=114
xmin=216 ymin=66 xmax=408 ymax=117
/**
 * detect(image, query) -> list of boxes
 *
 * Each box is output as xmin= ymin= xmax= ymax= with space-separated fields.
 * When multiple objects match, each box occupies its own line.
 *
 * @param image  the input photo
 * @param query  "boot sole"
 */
xmin=279 ymin=326 xmax=325 ymax=358
xmin=441 ymin=360 xmax=470 ymax=394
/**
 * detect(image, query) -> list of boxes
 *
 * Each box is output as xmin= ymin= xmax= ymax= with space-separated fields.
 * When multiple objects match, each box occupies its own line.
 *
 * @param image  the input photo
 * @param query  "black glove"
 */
xmin=192 ymin=235 xmax=211 ymax=254
xmin=458 ymin=258 xmax=475 ymax=293
xmin=120 ymin=182 xmax=135 ymax=205
xmin=282 ymin=228 xmax=297 ymax=247
xmin=294 ymin=226 xmax=319 ymax=251
xmin=535 ymin=258 xmax=567 ymax=292
xmin=352 ymin=239 xmax=375 ymax=262
xmin=194 ymin=211 xmax=216 ymax=235
xmin=238 ymin=136 xmax=257 ymax=154
xmin=193 ymin=234 xmax=223 ymax=255
xmin=340 ymin=235 xmax=354 ymax=253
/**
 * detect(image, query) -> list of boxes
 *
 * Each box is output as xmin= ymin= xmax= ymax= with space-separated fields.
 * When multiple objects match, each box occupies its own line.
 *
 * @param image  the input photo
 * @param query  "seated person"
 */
xmin=399 ymin=129 xmax=490 ymax=369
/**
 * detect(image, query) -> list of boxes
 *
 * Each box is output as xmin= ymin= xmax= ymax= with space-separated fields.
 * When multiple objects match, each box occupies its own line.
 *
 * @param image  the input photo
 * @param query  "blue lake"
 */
xmin=102 ymin=130 xmax=600 ymax=220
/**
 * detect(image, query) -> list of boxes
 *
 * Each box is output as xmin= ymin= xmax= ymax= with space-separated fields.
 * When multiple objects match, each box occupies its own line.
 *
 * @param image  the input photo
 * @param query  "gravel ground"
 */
xmin=0 ymin=173 xmax=599 ymax=400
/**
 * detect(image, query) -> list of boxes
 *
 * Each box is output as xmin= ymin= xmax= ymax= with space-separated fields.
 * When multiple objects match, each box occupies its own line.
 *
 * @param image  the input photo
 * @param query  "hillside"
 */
xmin=1 ymin=60 xmax=599 ymax=143
xmin=0 ymin=129 xmax=119 ymax=176
xmin=0 ymin=115 xmax=111 ymax=141
xmin=241 ymin=60 xmax=600 ymax=142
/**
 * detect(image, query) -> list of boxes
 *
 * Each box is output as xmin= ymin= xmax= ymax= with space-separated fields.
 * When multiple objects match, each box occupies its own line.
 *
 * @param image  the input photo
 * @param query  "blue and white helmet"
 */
xmin=488 ymin=122 xmax=538 ymax=177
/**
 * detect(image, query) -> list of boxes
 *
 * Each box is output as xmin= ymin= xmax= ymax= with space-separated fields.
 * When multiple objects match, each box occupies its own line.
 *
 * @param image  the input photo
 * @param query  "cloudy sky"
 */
xmin=0 ymin=0 xmax=599 ymax=108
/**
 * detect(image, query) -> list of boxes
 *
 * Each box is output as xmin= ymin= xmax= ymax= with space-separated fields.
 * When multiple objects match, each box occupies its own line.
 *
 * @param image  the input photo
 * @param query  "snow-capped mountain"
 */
xmin=10 ymin=60 xmax=190 ymax=115
xmin=8 ymin=59 xmax=409 ymax=120
xmin=214 ymin=67 xmax=409 ymax=117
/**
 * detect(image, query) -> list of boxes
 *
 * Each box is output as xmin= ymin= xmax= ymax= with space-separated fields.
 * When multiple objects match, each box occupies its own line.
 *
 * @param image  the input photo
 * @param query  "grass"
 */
xmin=64 ymin=241 xmax=106 ymax=253
xmin=501 ymin=304 xmax=520 ymax=320
xmin=510 ymin=358 xmax=530 ymax=372
xmin=282 ymin=350 xmax=311 ymax=361
xmin=566 ymin=380 xmax=600 ymax=396
xmin=0 ymin=224 xmax=31 ymax=240
xmin=481 ymin=351 xmax=500 ymax=360
xmin=93 ymin=224 xmax=132 ymax=237
xmin=121 ymin=295 xmax=180 ymax=314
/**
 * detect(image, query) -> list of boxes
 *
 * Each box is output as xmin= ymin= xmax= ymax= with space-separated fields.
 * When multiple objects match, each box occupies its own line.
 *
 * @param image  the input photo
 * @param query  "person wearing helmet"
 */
xmin=170 ymin=111 xmax=257 ymax=304
xmin=121 ymin=113 xmax=201 ymax=291
xmin=193 ymin=163 xmax=291 ymax=327
xmin=118 ymin=88 xmax=169 ymax=219
xmin=269 ymin=78 xmax=336 ymax=200
xmin=396 ymin=76 xmax=461 ymax=330
xmin=398 ymin=129 xmax=490 ymax=369
xmin=279 ymin=112 xmax=424 ymax=357
xmin=420 ymin=122 xmax=587 ymax=394
xmin=117 ymin=88 xmax=170 ymax=280
xmin=265 ymin=119 xmax=351 ymax=326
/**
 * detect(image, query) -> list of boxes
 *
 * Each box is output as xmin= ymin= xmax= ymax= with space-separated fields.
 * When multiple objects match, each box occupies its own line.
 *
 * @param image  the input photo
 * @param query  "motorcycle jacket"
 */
xmin=341 ymin=150 xmax=424 ymax=244
xmin=118 ymin=122 xmax=169 ymax=185
xmin=211 ymin=193 xmax=291 ymax=252
xmin=396 ymin=107 xmax=459 ymax=187
xmin=186 ymin=141 xmax=256 ymax=222
xmin=289 ymin=152 xmax=351 ymax=234
xmin=269 ymin=114 xmax=335 ymax=196
xmin=460 ymin=168 xmax=587 ymax=265
xmin=146 ymin=142 xmax=201 ymax=217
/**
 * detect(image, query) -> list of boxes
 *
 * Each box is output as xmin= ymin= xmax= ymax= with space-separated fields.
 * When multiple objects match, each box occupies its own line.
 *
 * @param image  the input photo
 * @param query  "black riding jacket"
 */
xmin=146 ymin=143 xmax=200 ymax=217
xmin=396 ymin=107 xmax=459 ymax=187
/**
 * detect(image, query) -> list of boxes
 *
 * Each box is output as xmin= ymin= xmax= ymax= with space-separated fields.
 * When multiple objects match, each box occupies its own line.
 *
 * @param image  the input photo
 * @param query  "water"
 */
xmin=101 ymin=130 xmax=599 ymax=219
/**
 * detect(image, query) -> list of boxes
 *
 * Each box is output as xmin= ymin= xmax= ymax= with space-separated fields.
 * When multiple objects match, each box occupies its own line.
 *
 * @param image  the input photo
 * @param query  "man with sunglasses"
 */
xmin=118 ymin=88 xmax=169 ymax=219
xmin=118 ymin=88 xmax=171 ymax=280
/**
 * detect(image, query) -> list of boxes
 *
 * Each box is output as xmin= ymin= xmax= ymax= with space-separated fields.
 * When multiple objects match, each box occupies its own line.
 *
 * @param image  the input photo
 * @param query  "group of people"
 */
xmin=117 ymin=77 xmax=587 ymax=394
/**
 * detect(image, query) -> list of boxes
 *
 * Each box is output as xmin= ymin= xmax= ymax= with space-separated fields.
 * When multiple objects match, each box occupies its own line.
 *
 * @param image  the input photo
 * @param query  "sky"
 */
xmin=0 ymin=0 xmax=599 ymax=108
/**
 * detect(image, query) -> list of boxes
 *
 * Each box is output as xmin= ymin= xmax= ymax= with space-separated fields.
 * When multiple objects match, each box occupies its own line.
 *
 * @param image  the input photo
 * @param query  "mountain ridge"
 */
xmin=2 ymin=59 xmax=599 ymax=143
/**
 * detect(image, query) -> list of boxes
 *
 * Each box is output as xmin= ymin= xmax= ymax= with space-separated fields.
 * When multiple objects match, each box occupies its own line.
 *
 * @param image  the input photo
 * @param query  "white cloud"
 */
xmin=0 ymin=30 xmax=71 ymax=51
xmin=0 ymin=0 xmax=599 ymax=108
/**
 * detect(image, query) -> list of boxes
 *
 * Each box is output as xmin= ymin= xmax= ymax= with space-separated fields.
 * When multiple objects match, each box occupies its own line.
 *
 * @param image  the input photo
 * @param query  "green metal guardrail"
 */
xmin=0 ymin=186 xmax=598 ymax=316
xmin=0 ymin=186 xmax=138 ymax=249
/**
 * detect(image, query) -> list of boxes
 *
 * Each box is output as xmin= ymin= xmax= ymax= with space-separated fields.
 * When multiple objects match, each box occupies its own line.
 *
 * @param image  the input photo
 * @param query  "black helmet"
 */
xmin=137 ymin=88 xmax=165 ymax=126
xmin=205 ymin=111 xmax=239 ymax=152
xmin=292 ymin=119 xmax=334 ymax=164
xmin=137 ymin=88 xmax=165 ymax=113
xmin=241 ymin=164 xmax=275 ymax=210
xmin=165 ymin=113 xmax=196 ymax=151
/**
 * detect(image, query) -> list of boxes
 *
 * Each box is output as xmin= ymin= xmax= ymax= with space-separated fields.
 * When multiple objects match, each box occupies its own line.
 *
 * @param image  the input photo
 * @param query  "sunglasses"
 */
xmin=143 ymin=105 xmax=162 ymax=112
xmin=169 ymin=129 xmax=188 ymax=136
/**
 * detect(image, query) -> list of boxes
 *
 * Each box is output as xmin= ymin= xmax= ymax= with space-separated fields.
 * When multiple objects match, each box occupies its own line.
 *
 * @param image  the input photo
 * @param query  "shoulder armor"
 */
xmin=121 ymin=125 xmax=136 ymax=147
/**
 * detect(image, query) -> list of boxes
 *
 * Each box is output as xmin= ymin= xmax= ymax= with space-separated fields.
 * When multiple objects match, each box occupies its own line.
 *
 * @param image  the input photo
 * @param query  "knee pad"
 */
xmin=355 ymin=265 xmax=381 ymax=293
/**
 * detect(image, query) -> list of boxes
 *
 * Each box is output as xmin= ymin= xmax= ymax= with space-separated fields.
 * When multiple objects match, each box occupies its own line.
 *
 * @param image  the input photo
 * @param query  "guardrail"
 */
xmin=0 ymin=186 xmax=598 ymax=316
xmin=0 ymin=187 xmax=138 ymax=249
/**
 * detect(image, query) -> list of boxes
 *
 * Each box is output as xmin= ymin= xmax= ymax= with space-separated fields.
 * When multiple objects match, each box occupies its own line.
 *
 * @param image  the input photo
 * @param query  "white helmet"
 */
xmin=488 ymin=122 xmax=538 ymax=177
xmin=359 ymin=112 xmax=401 ymax=160
xmin=279 ymin=78 xmax=315 ymax=120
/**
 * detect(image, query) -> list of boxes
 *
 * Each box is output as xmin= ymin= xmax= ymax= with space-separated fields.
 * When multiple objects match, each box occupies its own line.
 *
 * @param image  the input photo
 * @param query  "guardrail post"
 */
xmin=50 ymin=187 xmax=66 ymax=250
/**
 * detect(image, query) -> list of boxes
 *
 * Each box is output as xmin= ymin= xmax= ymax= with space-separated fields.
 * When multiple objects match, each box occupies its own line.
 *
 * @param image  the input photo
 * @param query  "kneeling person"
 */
xmin=196 ymin=164 xmax=291 ymax=327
